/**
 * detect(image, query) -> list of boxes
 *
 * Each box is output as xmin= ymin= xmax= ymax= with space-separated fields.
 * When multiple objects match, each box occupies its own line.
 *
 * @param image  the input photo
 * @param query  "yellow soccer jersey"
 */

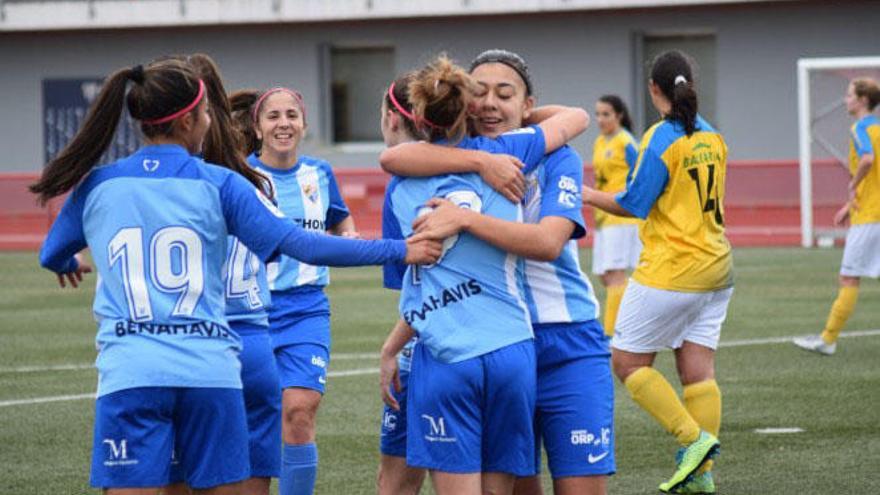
xmin=593 ymin=130 xmax=640 ymax=228
xmin=615 ymin=116 xmax=732 ymax=292
xmin=848 ymin=114 xmax=880 ymax=225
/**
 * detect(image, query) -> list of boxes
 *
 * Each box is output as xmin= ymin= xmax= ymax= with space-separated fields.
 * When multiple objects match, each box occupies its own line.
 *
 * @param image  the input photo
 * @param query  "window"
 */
xmin=636 ymin=33 xmax=717 ymax=132
xmin=329 ymin=46 xmax=394 ymax=143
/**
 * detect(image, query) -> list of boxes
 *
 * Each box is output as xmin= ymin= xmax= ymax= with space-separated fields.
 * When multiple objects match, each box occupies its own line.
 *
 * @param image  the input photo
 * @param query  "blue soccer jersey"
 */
xmin=249 ymin=154 xmax=350 ymax=290
xmin=521 ymin=146 xmax=600 ymax=324
xmin=391 ymin=128 xmax=546 ymax=363
xmin=40 ymin=144 xmax=403 ymax=397
xmin=225 ymin=236 xmax=271 ymax=332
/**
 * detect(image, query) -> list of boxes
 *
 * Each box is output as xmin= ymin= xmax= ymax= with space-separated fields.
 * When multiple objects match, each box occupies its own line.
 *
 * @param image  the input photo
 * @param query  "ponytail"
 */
xmin=408 ymin=55 xmax=479 ymax=143
xmin=188 ymin=54 xmax=273 ymax=198
xmin=650 ymin=50 xmax=698 ymax=136
xmin=30 ymin=67 xmax=133 ymax=204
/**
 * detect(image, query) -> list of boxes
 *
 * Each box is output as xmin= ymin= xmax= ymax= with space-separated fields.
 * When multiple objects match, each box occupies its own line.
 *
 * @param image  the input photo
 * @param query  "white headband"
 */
xmin=674 ymin=75 xmax=688 ymax=85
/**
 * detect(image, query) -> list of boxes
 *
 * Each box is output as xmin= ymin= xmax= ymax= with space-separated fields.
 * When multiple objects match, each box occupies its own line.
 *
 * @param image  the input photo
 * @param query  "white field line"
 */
xmin=2 ymin=329 xmax=879 ymax=409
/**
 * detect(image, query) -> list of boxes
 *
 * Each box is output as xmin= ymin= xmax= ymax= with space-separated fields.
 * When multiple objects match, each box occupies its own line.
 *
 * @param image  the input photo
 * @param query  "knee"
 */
xmin=611 ymin=355 xmax=638 ymax=383
xmin=283 ymin=400 xmax=319 ymax=442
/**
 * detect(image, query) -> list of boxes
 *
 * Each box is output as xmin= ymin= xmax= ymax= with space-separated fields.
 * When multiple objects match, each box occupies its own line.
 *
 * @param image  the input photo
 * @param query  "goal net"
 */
xmin=798 ymin=56 xmax=880 ymax=247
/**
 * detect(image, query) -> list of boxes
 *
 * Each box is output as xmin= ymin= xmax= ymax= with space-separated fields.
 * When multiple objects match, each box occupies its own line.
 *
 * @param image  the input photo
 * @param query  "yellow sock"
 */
xmin=604 ymin=284 xmax=627 ymax=337
xmin=684 ymin=379 xmax=721 ymax=473
xmin=820 ymin=286 xmax=858 ymax=344
xmin=625 ymin=367 xmax=700 ymax=446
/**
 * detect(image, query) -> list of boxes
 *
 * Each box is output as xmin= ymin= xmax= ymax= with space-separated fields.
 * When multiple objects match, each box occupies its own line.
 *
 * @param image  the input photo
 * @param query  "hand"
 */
xmin=411 ymin=198 xmax=469 ymax=240
xmin=57 ymin=253 xmax=93 ymax=289
xmin=478 ymin=153 xmax=526 ymax=203
xmin=833 ymin=204 xmax=851 ymax=227
xmin=340 ymin=230 xmax=362 ymax=239
xmin=581 ymin=184 xmax=596 ymax=208
xmin=404 ymin=238 xmax=442 ymax=265
xmin=379 ymin=351 xmax=402 ymax=410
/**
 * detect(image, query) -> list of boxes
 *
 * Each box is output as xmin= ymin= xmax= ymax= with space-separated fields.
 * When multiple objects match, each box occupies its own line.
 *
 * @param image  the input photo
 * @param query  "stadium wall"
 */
xmin=0 ymin=159 xmax=850 ymax=250
xmin=0 ymin=0 xmax=878 ymax=172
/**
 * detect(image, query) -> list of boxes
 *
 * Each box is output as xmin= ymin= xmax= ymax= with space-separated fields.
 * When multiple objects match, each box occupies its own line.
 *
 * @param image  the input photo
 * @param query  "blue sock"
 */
xmin=280 ymin=442 xmax=318 ymax=495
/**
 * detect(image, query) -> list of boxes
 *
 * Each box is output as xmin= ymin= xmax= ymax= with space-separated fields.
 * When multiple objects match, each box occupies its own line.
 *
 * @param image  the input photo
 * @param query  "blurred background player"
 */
xmin=378 ymin=54 xmax=589 ymax=495
xmin=583 ymin=50 xmax=731 ymax=494
xmin=32 ymin=58 xmax=437 ymax=495
xmin=384 ymin=48 xmax=613 ymax=495
xmin=794 ymin=78 xmax=880 ymax=356
xmin=243 ymin=87 xmax=356 ymax=495
xmin=591 ymin=94 xmax=642 ymax=337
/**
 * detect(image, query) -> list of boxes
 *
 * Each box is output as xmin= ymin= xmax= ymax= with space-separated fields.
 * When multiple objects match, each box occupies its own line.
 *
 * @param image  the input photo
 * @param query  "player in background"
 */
xmin=583 ymin=50 xmax=730 ymax=494
xmin=591 ymin=95 xmax=642 ymax=337
xmin=376 ymin=72 xmax=429 ymax=495
xmin=237 ymin=87 xmax=356 ymax=495
xmin=794 ymin=78 xmax=880 ymax=356
xmin=378 ymin=55 xmax=590 ymax=495
xmin=31 ymin=59 xmax=440 ymax=495
xmin=159 ymin=54 xmax=279 ymax=495
xmin=383 ymin=49 xmax=611 ymax=495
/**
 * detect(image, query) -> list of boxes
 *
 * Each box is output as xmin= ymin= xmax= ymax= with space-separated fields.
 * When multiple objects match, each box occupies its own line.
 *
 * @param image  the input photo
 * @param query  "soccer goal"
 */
xmin=797 ymin=56 xmax=880 ymax=247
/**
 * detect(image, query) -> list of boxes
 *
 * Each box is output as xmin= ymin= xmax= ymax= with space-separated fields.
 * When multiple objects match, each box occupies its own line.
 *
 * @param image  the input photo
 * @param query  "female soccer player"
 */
xmin=382 ymin=49 xmax=612 ymax=495
xmin=242 ymin=87 xmax=356 ymax=495
xmin=794 ymin=78 xmax=880 ymax=356
xmin=378 ymin=54 xmax=590 ymax=495
xmin=583 ymin=50 xmax=730 ymax=494
xmin=160 ymin=53 xmax=281 ymax=495
xmin=32 ymin=58 xmax=439 ymax=495
xmin=591 ymin=95 xmax=641 ymax=337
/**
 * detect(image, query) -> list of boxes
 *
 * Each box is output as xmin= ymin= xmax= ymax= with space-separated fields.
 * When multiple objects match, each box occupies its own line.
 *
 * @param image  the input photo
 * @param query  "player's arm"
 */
xmin=413 ymin=203 xmax=573 ymax=261
xmin=849 ymin=123 xmax=875 ymax=201
xmin=38 ymin=193 xmax=94 ymax=287
xmin=220 ymin=173 xmax=441 ymax=266
xmin=329 ymin=215 xmax=359 ymax=238
xmin=380 ymin=319 xmax=416 ymax=410
xmin=380 ymin=144 xmax=526 ymax=203
xmin=525 ymin=105 xmax=591 ymax=154
xmin=326 ymin=167 xmax=359 ymax=237
xmin=849 ymin=153 xmax=874 ymax=200
xmin=586 ymin=147 xmax=669 ymax=220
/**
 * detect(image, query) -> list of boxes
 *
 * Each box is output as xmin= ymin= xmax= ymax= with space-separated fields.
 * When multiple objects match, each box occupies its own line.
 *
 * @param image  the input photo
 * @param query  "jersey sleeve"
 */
xmin=324 ymin=165 xmax=351 ymax=228
xmin=39 ymin=191 xmax=87 ymax=274
xmin=852 ymin=122 xmax=875 ymax=157
xmin=624 ymin=140 xmax=639 ymax=184
xmin=220 ymin=172 xmax=406 ymax=266
xmin=382 ymin=178 xmax=406 ymax=291
xmin=496 ymin=125 xmax=547 ymax=171
xmin=540 ymin=147 xmax=587 ymax=239
xmin=615 ymin=147 xmax=670 ymax=219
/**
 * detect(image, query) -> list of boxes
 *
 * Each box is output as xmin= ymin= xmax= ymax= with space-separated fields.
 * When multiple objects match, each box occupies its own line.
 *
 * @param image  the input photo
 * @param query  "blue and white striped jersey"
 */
xmin=224 ymin=236 xmax=271 ymax=333
xmin=521 ymin=146 xmax=600 ymax=324
xmin=249 ymin=154 xmax=350 ymax=290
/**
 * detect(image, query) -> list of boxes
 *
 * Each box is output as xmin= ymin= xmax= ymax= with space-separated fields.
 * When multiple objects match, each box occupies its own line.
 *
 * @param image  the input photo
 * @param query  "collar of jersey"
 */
xmin=859 ymin=114 xmax=880 ymax=126
xmin=136 ymin=143 xmax=191 ymax=156
xmin=250 ymin=154 xmax=305 ymax=176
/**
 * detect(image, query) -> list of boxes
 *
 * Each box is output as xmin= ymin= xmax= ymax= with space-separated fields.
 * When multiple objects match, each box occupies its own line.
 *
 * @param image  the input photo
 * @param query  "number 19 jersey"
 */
xmin=616 ymin=116 xmax=732 ymax=292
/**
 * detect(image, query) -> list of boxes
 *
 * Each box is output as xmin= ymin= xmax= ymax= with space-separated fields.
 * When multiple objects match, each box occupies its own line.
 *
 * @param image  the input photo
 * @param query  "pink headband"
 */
xmin=143 ymin=79 xmax=206 ymax=125
xmin=387 ymin=82 xmax=441 ymax=129
xmin=252 ymin=87 xmax=306 ymax=124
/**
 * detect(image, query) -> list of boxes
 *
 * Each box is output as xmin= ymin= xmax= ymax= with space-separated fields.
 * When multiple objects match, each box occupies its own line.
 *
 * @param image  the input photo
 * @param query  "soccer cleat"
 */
xmin=658 ymin=431 xmax=719 ymax=493
xmin=793 ymin=334 xmax=837 ymax=356
xmin=671 ymin=471 xmax=716 ymax=494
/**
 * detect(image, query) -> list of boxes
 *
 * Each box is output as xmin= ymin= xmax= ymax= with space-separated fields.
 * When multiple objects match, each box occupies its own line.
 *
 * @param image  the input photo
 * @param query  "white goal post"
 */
xmin=798 ymin=56 xmax=880 ymax=248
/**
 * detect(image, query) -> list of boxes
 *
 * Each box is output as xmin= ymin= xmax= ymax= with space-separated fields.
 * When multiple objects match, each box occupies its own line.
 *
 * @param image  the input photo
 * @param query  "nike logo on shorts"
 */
xmin=588 ymin=452 xmax=609 ymax=464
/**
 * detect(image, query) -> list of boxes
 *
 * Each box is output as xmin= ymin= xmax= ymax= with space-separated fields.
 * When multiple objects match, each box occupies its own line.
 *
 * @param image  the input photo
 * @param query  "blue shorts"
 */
xmin=275 ymin=343 xmax=329 ymax=394
xmin=268 ymin=287 xmax=331 ymax=350
xmin=406 ymin=340 xmax=536 ymax=476
xmin=380 ymin=368 xmax=410 ymax=457
xmin=533 ymin=320 xmax=615 ymax=478
xmin=239 ymin=331 xmax=282 ymax=478
xmin=90 ymin=387 xmax=249 ymax=489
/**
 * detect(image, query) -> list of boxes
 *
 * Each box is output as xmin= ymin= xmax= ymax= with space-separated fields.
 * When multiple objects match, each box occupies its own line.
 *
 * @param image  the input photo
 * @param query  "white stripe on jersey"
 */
xmin=525 ymin=257 xmax=572 ymax=322
xmin=296 ymin=164 xmax=323 ymax=286
xmin=505 ymin=206 xmax=533 ymax=330
xmin=566 ymin=240 xmax=601 ymax=317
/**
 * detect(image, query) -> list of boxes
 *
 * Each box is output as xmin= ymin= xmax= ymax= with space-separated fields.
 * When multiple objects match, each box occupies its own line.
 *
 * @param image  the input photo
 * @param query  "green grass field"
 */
xmin=1 ymin=248 xmax=879 ymax=494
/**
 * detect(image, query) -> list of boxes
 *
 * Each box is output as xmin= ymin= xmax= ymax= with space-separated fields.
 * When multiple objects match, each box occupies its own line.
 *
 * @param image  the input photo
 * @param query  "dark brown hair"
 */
xmin=650 ymin=50 xmax=698 ymax=136
xmin=384 ymin=73 xmax=426 ymax=139
xmin=31 ymin=59 xmax=203 ymax=204
xmin=598 ymin=94 xmax=633 ymax=133
xmin=408 ymin=55 xmax=480 ymax=143
xmin=229 ymin=89 xmax=261 ymax=156
xmin=187 ymin=54 xmax=272 ymax=197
